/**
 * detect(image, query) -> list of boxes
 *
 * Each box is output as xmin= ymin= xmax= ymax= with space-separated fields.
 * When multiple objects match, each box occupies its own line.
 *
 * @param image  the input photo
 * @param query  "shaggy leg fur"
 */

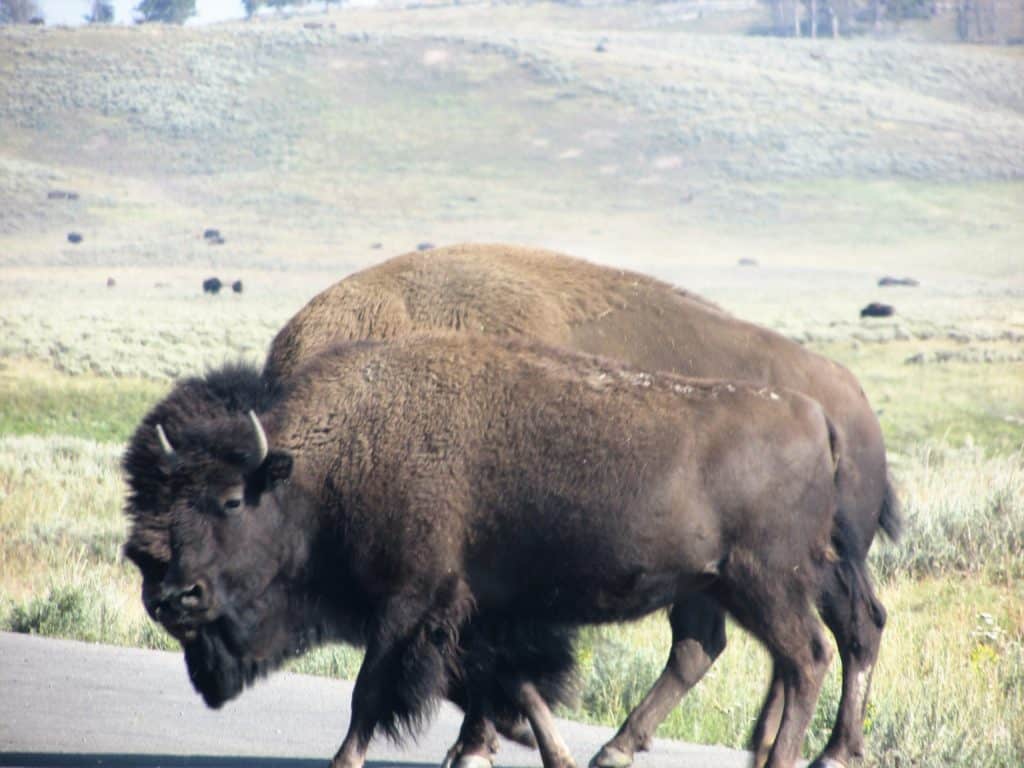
xmin=590 ymin=594 xmax=726 ymax=768
xmin=332 ymin=580 xmax=474 ymax=768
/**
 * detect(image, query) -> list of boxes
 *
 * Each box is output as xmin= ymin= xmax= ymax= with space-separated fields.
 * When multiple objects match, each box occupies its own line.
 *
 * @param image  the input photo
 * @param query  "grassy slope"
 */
xmin=1 ymin=6 xmax=1022 ymax=275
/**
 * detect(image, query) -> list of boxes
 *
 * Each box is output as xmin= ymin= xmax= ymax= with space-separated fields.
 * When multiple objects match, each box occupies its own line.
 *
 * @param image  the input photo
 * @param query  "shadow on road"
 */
xmin=0 ymin=756 xmax=440 ymax=768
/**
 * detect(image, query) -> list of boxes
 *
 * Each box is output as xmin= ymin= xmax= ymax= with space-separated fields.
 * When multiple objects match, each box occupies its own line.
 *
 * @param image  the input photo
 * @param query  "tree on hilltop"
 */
xmin=266 ymin=0 xmax=310 ymax=11
xmin=0 ymin=0 xmax=41 ymax=23
xmin=135 ymin=0 xmax=196 ymax=24
xmin=86 ymin=0 xmax=115 ymax=23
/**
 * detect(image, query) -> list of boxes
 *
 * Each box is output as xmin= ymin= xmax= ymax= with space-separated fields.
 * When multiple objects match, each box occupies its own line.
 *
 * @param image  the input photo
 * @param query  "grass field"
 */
xmin=1 ymin=3 xmax=1022 ymax=766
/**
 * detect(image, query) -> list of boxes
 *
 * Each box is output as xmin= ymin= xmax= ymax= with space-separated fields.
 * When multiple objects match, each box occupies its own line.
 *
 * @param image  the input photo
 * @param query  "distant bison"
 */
xmin=737 ymin=257 xmax=759 ymax=267
xmin=260 ymin=244 xmax=897 ymax=768
xmin=860 ymin=302 xmax=895 ymax=318
xmin=48 ymin=190 xmax=79 ymax=200
xmin=232 ymin=280 xmax=244 ymax=294
xmin=878 ymin=276 xmax=919 ymax=287
xmin=202 ymin=277 xmax=223 ymax=295
xmin=416 ymin=241 xmax=435 ymax=251
xmin=203 ymin=229 xmax=221 ymax=240
xmin=67 ymin=232 xmax=83 ymax=244
xmin=124 ymin=334 xmax=859 ymax=768
xmin=106 ymin=277 xmax=116 ymax=288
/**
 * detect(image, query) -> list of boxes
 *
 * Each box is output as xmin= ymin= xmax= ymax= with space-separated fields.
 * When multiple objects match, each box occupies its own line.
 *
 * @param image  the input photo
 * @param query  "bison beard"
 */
xmin=182 ymin=584 xmax=323 ymax=708
xmin=185 ymin=624 xmax=252 ymax=708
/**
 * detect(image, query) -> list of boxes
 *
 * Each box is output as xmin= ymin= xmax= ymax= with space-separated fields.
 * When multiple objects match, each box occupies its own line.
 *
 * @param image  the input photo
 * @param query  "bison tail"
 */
xmin=878 ymin=473 xmax=903 ymax=543
xmin=827 ymin=416 xmax=902 ymax=547
xmin=825 ymin=415 xmax=861 ymax=566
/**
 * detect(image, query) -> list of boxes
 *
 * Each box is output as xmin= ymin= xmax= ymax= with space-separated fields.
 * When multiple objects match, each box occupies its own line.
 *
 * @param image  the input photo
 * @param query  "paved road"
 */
xmin=0 ymin=632 xmax=751 ymax=768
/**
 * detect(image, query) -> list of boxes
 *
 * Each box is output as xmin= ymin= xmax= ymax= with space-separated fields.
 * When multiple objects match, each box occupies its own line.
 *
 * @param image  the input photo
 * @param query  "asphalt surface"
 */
xmin=0 ymin=632 xmax=752 ymax=768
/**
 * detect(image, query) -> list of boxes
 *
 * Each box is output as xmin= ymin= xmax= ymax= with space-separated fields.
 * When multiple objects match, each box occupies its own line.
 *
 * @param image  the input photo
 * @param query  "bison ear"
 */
xmin=243 ymin=450 xmax=293 ymax=504
xmin=265 ymin=450 xmax=293 ymax=484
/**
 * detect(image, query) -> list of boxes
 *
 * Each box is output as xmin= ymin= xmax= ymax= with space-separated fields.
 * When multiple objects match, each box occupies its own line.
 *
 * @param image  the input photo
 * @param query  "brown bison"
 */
xmin=263 ymin=244 xmax=898 ymax=768
xmin=124 ymin=333 xmax=857 ymax=768
xmin=860 ymin=302 xmax=895 ymax=318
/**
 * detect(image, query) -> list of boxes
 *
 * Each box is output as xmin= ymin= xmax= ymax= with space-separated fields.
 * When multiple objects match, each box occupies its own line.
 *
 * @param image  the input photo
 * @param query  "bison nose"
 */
xmin=178 ymin=581 xmax=208 ymax=611
xmin=155 ymin=580 xmax=211 ymax=619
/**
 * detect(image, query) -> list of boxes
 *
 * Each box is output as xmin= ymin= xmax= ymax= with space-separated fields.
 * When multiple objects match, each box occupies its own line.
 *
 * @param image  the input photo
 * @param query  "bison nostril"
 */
xmin=178 ymin=582 xmax=207 ymax=611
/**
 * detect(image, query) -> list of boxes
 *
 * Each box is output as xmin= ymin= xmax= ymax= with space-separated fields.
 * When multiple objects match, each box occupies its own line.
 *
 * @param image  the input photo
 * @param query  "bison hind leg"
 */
xmin=812 ymin=557 xmax=886 ymax=767
xmin=713 ymin=549 xmax=833 ymax=768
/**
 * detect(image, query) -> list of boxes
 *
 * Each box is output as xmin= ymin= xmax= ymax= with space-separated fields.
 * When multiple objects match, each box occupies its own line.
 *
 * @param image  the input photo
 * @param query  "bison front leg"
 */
xmin=330 ymin=651 xmax=386 ymax=768
xmin=503 ymin=679 xmax=576 ymax=768
xmin=331 ymin=580 xmax=474 ymax=768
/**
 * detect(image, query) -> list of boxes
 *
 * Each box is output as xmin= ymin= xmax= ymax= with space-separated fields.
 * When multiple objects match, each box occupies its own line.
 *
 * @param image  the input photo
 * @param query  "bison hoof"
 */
xmin=452 ymin=755 xmax=493 ymax=768
xmin=589 ymin=746 xmax=633 ymax=768
xmin=808 ymin=759 xmax=848 ymax=768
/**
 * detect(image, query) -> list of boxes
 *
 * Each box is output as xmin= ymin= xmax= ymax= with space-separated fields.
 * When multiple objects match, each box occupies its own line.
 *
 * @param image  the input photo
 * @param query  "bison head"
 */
xmin=124 ymin=407 xmax=315 ymax=708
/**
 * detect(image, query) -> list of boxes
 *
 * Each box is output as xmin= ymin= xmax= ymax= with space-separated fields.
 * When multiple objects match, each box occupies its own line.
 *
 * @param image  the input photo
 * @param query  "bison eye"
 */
xmin=223 ymin=498 xmax=242 ymax=511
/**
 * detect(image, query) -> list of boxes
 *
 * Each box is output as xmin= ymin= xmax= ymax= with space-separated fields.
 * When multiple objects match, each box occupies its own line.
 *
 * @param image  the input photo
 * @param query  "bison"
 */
xmin=860 ymin=302 xmax=894 ymax=318
xmin=203 ymin=277 xmax=223 ymax=295
xmin=124 ymin=334 xmax=859 ymax=768
xmin=877 ymin=276 xmax=918 ymax=288
xmin=262 ymin=244 xmax=897 ymax=768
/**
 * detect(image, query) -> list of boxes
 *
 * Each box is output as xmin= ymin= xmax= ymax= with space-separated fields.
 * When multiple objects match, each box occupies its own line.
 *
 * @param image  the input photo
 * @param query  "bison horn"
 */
xmin=155 ymin=424 xmax=176 ymax=458
xmin=248 ymin=410 xmax=269 ymax=464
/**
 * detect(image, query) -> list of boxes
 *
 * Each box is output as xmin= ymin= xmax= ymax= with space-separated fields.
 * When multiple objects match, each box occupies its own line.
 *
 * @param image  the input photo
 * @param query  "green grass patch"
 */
xmin=1 ymin=579 xmax=176 ymax=652
xmin=870 ymin=442 xmax=1024 ymax=582
xmin=811 ymin=340 xmax=1024 ymax=456
xmin=0 ymin=359 xmax=168 ymax=443
xmin=568 ymin=576 xmax=1024 ymax=767
xmin=760 ymin=179 xmax=1024 ymax=265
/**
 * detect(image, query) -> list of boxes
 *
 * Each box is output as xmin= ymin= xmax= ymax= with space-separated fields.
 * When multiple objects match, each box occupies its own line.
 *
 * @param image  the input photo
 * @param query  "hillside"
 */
xmin=1 ymin=3 xmax=1023 ymax=277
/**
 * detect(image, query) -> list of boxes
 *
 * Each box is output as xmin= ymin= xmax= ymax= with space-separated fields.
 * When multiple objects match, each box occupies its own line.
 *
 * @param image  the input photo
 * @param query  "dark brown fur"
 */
xmin=263 ymin=244 xmax=897 ymax=768
xmin=125 ymin=334 xmax=844 ymax=768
